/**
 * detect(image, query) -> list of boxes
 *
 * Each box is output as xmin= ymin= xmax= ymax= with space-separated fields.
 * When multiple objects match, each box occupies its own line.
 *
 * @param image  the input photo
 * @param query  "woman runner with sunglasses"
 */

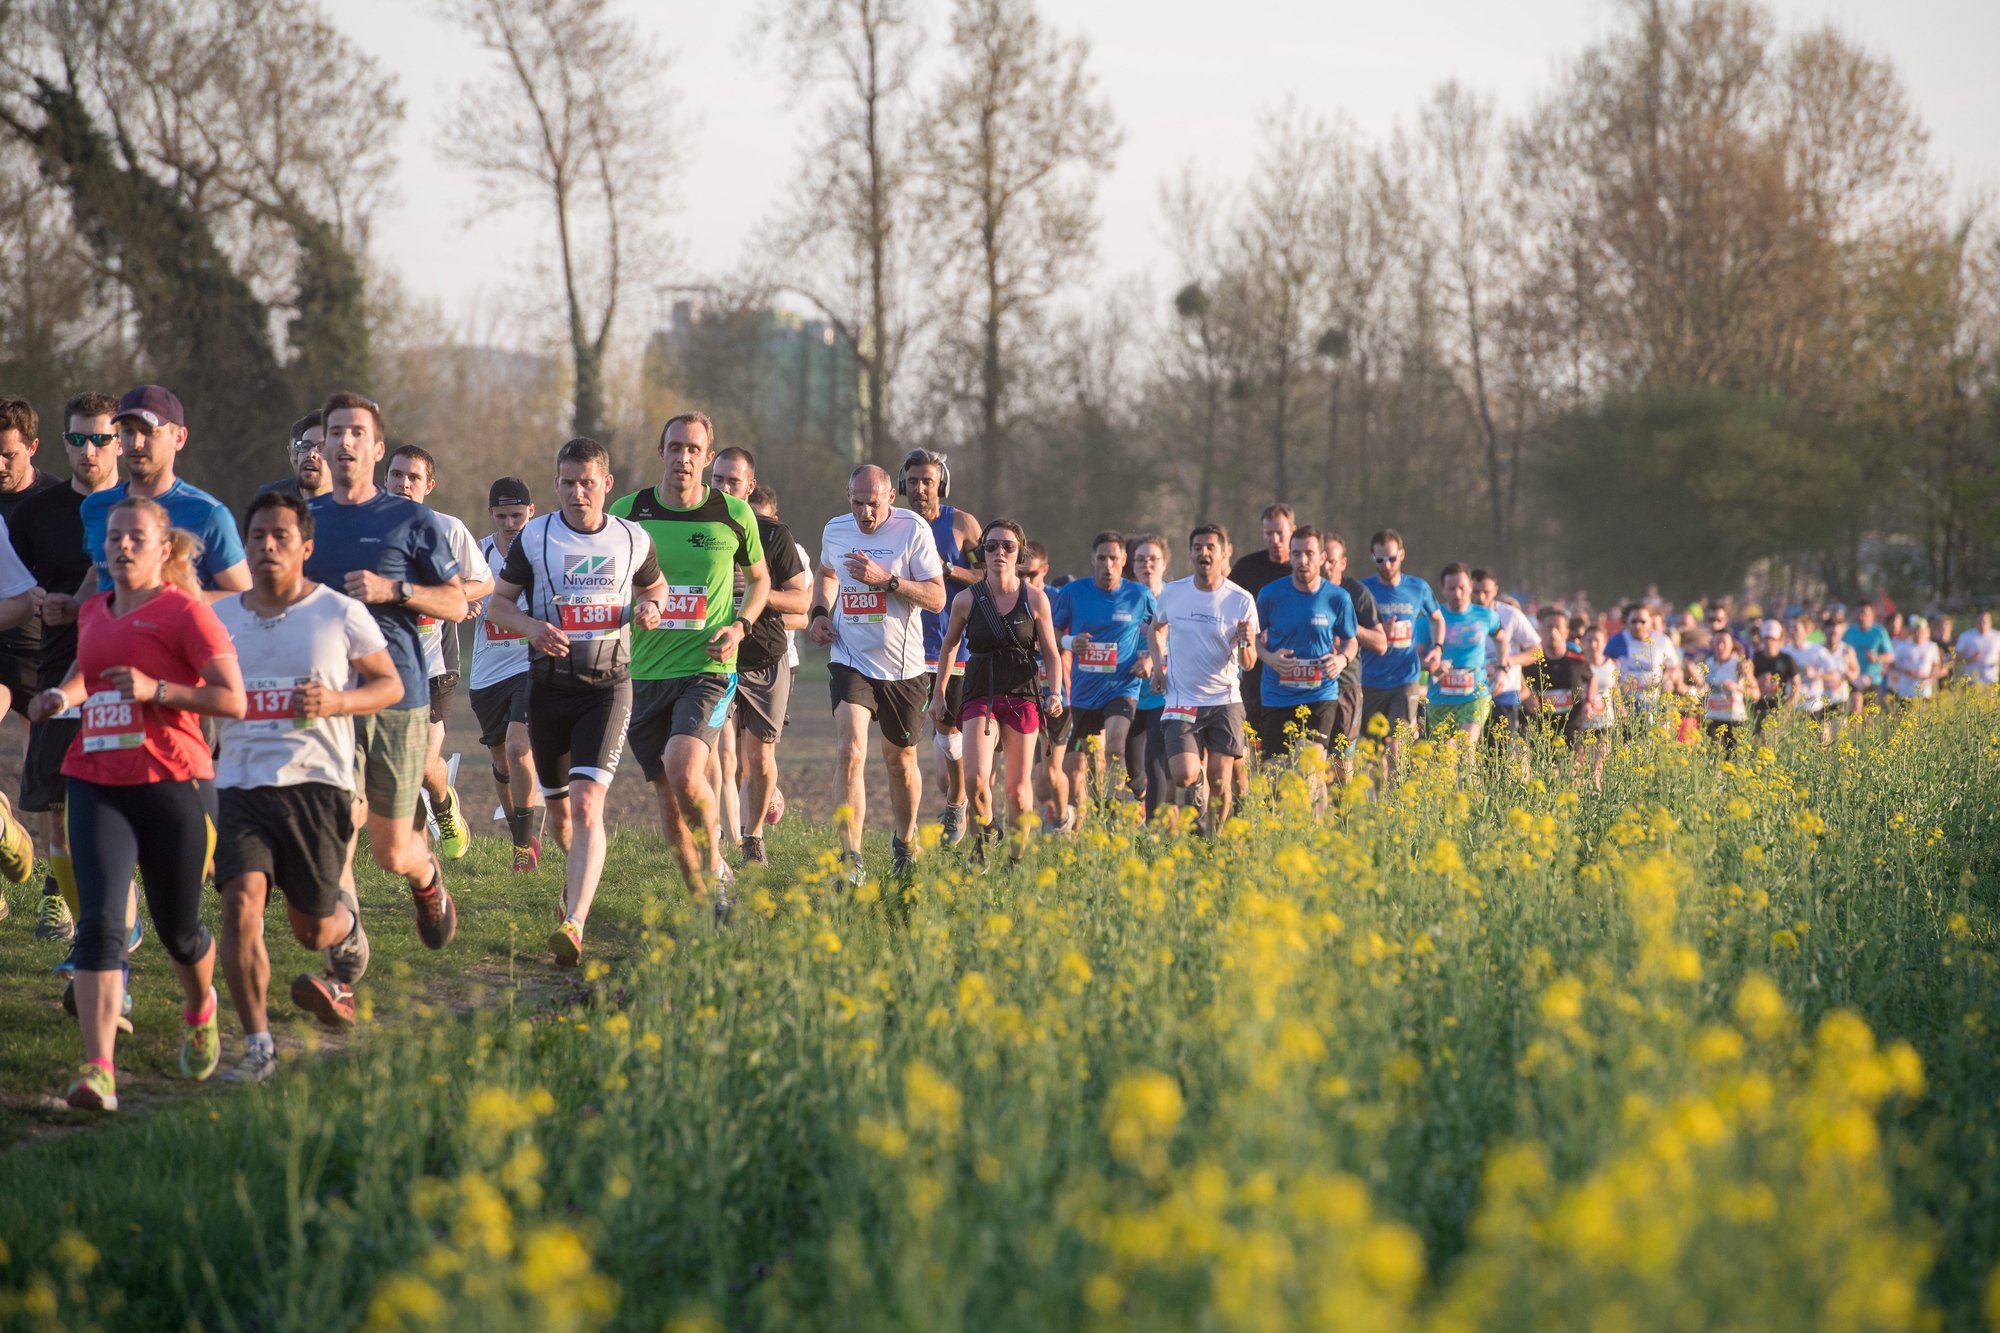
xmin=929 ymin=520 xmax=1064 ymax=862
xmin=31 ymin=497 xmax=247 ymax=1110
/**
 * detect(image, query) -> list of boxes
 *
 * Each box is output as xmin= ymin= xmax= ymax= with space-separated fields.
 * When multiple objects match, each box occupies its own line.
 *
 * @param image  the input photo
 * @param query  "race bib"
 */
xmin=1541 ymin=689 xmax=1573 ymax=712
xmin=244 ymin=676 xmax=313 ymax=735
xmin=1077 ymin=641 xmax=1120 ymax=674
xmin=840 ymin=588 xmax=887 ymax=623
xmin=483 ymin=619 xmax=523 ymax=642
xmin=81 ymin=690 xmax=143 ymax=754
xmin=1585 ymin=693 xmax=1612 ymax=721
xmin=416 ymin=614 xmax=439 ymax=637
xmin=658 ymin=585 xmax=709 ymax=632
xmin=1386 ymin=619 xmax=1413 ymax=648
xmin=1163 ymin=706 xmax=1196 ymax=725
xmin=1438 ymin=667 xmax=1477 ymax=697
xmin=1707 ymin=688 xmax=1739 ymax=717
xmin=1276 ymin=659 xmax=1323 ymax=686
xmin=555 ymin=596 xmax=624 ymax=637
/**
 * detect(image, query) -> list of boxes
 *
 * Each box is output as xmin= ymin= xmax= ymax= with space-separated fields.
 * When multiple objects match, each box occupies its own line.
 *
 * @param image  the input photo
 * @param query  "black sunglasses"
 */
xmin=64 ymin=432 xmax=117 ymax=449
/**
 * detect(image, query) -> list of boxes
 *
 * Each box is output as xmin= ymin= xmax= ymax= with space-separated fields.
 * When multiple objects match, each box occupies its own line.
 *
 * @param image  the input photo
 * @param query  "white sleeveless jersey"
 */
xmin=498 ymin=512 xmax=662 ymax=688
xmin=470 ymin=533 xmax=531 ymax=690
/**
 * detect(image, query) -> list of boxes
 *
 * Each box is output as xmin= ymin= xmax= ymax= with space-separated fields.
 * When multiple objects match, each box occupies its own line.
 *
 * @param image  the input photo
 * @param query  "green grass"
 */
xmin=3 ymin=700 xmax=1999 ymax=1331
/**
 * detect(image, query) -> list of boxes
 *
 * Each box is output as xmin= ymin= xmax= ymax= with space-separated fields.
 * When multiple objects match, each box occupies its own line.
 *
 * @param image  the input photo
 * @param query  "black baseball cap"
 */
xmin=114 ymin=384 xmax=185 ymax=429
xmin=488 ymin=477 xmax=532 ymax=508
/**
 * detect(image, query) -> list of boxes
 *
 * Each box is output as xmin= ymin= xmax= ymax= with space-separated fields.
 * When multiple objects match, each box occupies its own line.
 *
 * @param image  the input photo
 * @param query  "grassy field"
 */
xmin=3 ymin=697 xmax=1999 ymax=1331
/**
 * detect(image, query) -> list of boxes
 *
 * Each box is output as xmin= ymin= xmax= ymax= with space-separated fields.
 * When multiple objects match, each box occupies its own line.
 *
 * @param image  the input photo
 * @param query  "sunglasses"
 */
xmin=64 ymin=432 xmax=117 ymax=449
xmin=1372 ymin=554 xmax=1399 ymax=565
xmin=984 ymin=540 xmax=1018 ymax=552
xmin=289 ymin=438 xmax=325 ymax=455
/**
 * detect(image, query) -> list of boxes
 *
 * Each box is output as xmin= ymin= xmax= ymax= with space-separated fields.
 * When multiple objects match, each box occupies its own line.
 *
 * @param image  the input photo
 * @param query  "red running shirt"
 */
xmin=63 ymin=586 xmax=236 ymax=786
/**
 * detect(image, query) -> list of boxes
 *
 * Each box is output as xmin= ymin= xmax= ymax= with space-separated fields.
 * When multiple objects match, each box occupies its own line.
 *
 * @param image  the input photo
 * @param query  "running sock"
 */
xmin=523 ymin=804 xmax=546 ymax=845
xmin=245 ymin=1031 xmax=275 ymax=1059
xmin=505 ymin=807 xmax=527 ymax=847
xmin=51 ymin=849 xmax=78 ymax=917
xmin=86 ymin=1057 xmax=113 ymax=1073
xmin=184 ymin=986 xmax=217 ymax=1026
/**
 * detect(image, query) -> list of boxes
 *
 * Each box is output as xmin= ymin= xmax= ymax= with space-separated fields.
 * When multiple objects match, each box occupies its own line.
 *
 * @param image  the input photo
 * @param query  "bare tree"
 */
xmin=919 ymin=0 xmax=1118 ymax=513
xmin=439 ymin=0 xmax=677 ymax=444
xmin=758 ymin=0 xmax=925 ymax=469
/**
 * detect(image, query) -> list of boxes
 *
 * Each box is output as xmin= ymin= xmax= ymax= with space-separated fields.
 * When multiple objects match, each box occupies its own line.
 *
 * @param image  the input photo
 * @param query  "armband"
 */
xmin=810 ymin=606 xmax=832 ymax=622
xmin=1060 ymin=634 xmax=1074 ymax=651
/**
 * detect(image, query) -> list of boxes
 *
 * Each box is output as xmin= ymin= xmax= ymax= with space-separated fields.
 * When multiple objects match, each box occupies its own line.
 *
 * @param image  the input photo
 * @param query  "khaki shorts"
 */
xmin=354 ymin=706 xmax=431 ymax=821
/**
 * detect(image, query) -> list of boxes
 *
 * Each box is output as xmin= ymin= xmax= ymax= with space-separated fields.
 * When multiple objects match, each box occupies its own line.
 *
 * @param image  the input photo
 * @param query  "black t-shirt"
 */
xmin=1752 ymin=650 xmax=1795 ymax=711
xmin=1230 ymin=551 xmax=1290 ymax=704
xmin=1340 ymin=575 xmax=1379 ymax=689
xmin=737 ymin=516 xmax=806 ymax=673
xmin=0 ymin=470 xmax=57 ymax=660
xmin=1524 ymin=655 xmax=1589 ymax=734
xmin=8 ymin=480 xmax=85 ymax=679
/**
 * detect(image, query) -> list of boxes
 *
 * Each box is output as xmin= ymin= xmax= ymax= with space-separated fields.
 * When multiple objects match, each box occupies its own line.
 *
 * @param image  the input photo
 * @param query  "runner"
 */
xmin=1842 ymin=602 xmax=1893 ymax=715
xmin=1954 ymin=610 xmax=2000 ymax=687
xmin=1605 ymin=602 xmax=1676 ymax=730
xmin=254 ymin=411 xmax=332 ymax=501
xmin=900 ymin=448 xmax=983 ymax=845
xmin=384 ymin=444 xmax=495 ymax=860
xmin=0 ymin=398 xmax=56 ymax=751
xmin=1887 ymin=615 xmax=1944 ymax=706
xmin=607 ymin=413 xmax=769 ymax=902
xmin=1052 ymin=530 xmax=1156 ymax=816
xmin=1127 ymin=534 xmax=1171 ymax=819
xmin=489 ymin=437 xmax=668 ymax=962
xmin=1573 ymin=623 xmax=1616 ymax=788
xmin=1253 ymin=526 xmax=1357 ymax=808
xmin=1522 ymin=605 xmax=1589 ymax=750
xmin=30 ymin=497 xmax=248 ymax=1110
xmin=1359 ymin=529 xmax=1443 ymax=771
xmin=1821 ymin=607 xmax=1860 ymax=717
xmin=1321 ymin=534 xmax=1385 ymax=784
xmin=1782 ymin=615 xmax=1842 ymax=740
xmin=749 ymin=484 xmax=809 ymax=835
xmin=931 ymin=519 xmax=1065 ymax=861
xmin=468 ymin=477 xmax=545 ymax=873
xmin=213 ymin=494 xmax=403 ymax=1072
xmin=12 ymin=393 xmax=121 ymax=944
xmin=809 ymin=464 xmax=946 ymax=882
xmin=1697 ymin=621 xmax=1755 ymax=756
xmin=1021 ymin=541 xmax=1074 ymax=832
xmin=1417 ymin=563 xmax=1505 ymax=754
xmin=1148 ymin=525 xmax=1258 ymax=835
xmin=1472 ymin=569 xmax=1541 ymax=751
xmin=710 ymin=446 xmax=810 ymax=868
xmin=1230 ymin=503 xmax=1296 ymax=773
xmin=73 ymin=386 xmax=250 ymax=600
xmin=1751 ymin=620 xmax=1796 ymax=734
xmin=304 ymin=392 xmax=466 ymax=951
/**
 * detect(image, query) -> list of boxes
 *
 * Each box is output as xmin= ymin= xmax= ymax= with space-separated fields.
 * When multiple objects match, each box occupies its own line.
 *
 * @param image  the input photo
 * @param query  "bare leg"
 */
xmin=833 ymin=703 xmax=872 ymax=856
xmin=561 ymin=778 xmax=611 ymax=923
xmin=883 ymin=739 xmax=921 ymax=846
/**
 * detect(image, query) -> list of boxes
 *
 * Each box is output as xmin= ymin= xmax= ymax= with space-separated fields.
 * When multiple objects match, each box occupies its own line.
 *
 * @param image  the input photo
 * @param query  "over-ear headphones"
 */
xmin=897 ymin=447 xmax=951 ymax=501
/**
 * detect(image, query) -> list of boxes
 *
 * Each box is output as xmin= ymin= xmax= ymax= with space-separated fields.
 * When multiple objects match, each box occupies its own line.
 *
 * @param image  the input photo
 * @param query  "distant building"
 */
xmin=647 ymin=300 xmax=863 ymax=466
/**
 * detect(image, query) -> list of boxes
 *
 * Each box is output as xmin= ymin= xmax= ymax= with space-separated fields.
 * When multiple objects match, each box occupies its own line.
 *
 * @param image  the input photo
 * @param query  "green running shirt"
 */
xmin=607 ymin=485 xmax=764 ymax=679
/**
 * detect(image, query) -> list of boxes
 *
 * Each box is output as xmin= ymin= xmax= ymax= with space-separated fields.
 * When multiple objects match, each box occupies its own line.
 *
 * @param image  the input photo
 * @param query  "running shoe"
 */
xmin=127 ymin=915 xmax=144 ymax=955
xmin=512 ymin=837 xmax=541 ymax=875
xmin=222 ymin=1045 xmax=278 ymax=1084
xmin=740 ymin=835 xmax=768 ymax=867
xmin=890 ymin=836 xmax=916 ymax=878
xmin=35 ymin=890 xmax=74 ymax=942
xmin=941 ymin=802 xmax=967 ymax=848
xmin=411 ymin=858 xmax=457 ymax=950
xmin=840 ymin=851 xmax=865 ymax=889
xmin=0 ymin=789 xmax=34 ymax=885
xmin=291 ymin=974 xmax=356 ymax=1029
xmin=61 ymin=966 xmax=134 ymax=1033
xmin=765 ymin=787 xmax=785 ymax=827
xmin=549 ymin=918 xmax=583 ymax=969
xmin=325 ymin=913 xmax=371 ymax=986
xmin=181 ymin=989 xmax=221 ymax=1080
xmin=53 ymin=947 xmax=76 ymax=981
xmin=434 ymin=786 xmax=470 ymax=861
xmin=713 ymin=862 xmax=737 ymax=925
xmin=64 ymin=1063 xmax=117 ymax=1112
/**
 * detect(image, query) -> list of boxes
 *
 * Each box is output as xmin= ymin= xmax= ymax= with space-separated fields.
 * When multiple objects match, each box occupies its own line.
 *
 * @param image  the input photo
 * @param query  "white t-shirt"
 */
xmin=418 ymin=511 xmax=489 ymax=680
xmin=1615 ymin=635 xmax=1672 ymax=692
xmin=1954 ymin=629 xmax=2000 ymax=684
xmin=0 ymin=514 xmax=36 ymax=599
xmin=818 ymin=509 xmax=944 ymax=681
xmin=785 ymin=540 xmax=809 ymax=670
xmin=1890 ymin=640 xmax=1940 ymax=699
xmin=213 ymin=584 xmax=387 ymax=791
xmin=1156 ymin=576 xmax=1260 ymax=709
xmin=1490 ymin=602 xmax=1539 ymax=698
xmin=1782 ymin=642 xmax=1838 ymax=709
xmin=1703 ymin=654 xmax=1749 ymax=722
xmin=469 ymin=533 xmax=529 ymax=690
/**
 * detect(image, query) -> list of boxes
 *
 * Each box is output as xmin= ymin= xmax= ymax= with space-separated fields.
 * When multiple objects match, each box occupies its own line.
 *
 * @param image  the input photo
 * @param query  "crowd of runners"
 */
xmin=0 ymin=385 xmax=1995 ymax=1112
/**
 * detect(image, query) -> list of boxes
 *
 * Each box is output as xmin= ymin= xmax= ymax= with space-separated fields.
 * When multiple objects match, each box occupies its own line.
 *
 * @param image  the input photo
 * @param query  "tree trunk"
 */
xmin=864 ymin=18 xmax=892 ymax=468
xmin=1320 ymin=368 xmax=1341 ymax=530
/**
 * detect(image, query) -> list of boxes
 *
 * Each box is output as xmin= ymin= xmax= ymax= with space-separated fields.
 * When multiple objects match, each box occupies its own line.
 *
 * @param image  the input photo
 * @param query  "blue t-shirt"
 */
xmin=1420 ymin=604 xmax=1501 ymax=705
xmin=1256 ymin=578 xmax=1357 ymax=707
xmin=1360 ymin=574 xmax=1440 ymax=689
xmin=80 ymin=478 xmax=246 ymax=592
xmin=304 ymin=491 xmax=460 ymax=710
xmin=1844 ymin=624 xmax=1892 ymax=684
xmin=1052 ymin=578 xmax=1157 ymax=710
xmin=920 ymin=505 xmax=972 ymax=672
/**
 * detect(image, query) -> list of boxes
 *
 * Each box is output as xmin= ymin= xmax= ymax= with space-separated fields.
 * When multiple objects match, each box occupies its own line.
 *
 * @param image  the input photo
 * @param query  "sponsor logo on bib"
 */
xmin=561 ymin=553 xmax=620 ymax=589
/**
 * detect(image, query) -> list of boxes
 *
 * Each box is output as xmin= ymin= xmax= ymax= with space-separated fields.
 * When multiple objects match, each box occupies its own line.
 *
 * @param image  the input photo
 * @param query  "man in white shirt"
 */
xmin=213 ymin=493 xmax=404 ymax=1079
xmin=808 ymin=465 xmax=946 ymax=882
xmin=1149 ymin=524 xmax=1259 ymax=835
xmin=1955 ymin=611 xmax=2000 ymax=686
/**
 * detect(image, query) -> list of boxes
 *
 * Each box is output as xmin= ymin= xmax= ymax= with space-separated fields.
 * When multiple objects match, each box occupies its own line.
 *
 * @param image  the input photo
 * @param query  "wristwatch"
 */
xmin=393 ymin=580 xmax=414 ymax=605
xmin=883 ymin=575 xmax=901 ymax=594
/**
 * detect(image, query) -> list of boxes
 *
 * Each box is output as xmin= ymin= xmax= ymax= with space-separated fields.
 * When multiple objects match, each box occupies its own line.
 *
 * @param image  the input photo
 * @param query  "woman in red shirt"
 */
xmin=30 ymin=497 xmax=245 ymax=1111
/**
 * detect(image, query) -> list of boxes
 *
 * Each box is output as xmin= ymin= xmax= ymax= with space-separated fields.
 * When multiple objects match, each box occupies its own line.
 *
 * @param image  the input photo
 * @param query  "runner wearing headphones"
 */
xmin=900 ymin=448 xmax=983 ymax=846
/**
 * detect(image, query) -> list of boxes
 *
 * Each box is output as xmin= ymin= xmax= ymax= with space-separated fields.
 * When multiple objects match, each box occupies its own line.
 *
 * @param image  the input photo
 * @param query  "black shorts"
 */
xmin=214 ymin=783 xmax=353 ymax=919
xmin=529 ymin=677 xmax=634 ymax=797
xmin=21 ymin=714 xmax=78 ymax=813
xmin=1042 ymin=702 xmax=1073 ymax=749
xmin=1332 ymin=679 xmax=1363 ymax=749
xmin=733 ymin=662 xmax=792 ymax=745
xmin=470 ymin=676 xmax=530 ymax=748
xmin=1162 ymin=703 xmax=1248 ymax=760
xmin=831 ymin=663 xmax=926 ymax=748
xmin=630 ymin=674 xmax=736 ymax=780
xmin=1069 ymin=696 xmax=1138 ymax=741
xmin=926 ymin=671 xmax=965 ymax=730
xmin=1261 ymin=699 xmax=1339 ymax=754
xmin=0 ymin=650 xmax=36 ymax=718
xmin=428 ymin=672 xmax=459 ymax=726
xmin=1362 ymin=682 xmax=1424 ymax=737
xmin=1484 ymin=700 xmax=1524 ymax=746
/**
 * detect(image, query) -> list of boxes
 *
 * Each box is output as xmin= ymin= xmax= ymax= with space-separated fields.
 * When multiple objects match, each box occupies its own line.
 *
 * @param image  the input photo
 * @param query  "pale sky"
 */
xmin=336 ymin=0 xmax=2000 ymax=334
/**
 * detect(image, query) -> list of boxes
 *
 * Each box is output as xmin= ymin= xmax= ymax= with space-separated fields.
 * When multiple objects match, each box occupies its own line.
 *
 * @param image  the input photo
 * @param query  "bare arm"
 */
xmin=1354 ymin=621 xmax=1388 ymax=655
xmin=301 ymin=647 xmax=405 ymax=718
xmin=0 ymin=591 xmax=31 ymax=632
xmin=204 ymin=561 xmax=253 ymax=602
xmin=899 ymin=575 xmax=947 ymax=615
xmin=765 ymin=568 xmax=811 ymax=618
xmin=1030 ymin=587 xmax=1065 ymax=716
xmin=928 ymin=592 xmax=973 ymax=722
xmin=808 ymin=565 xmax=839 ymax=646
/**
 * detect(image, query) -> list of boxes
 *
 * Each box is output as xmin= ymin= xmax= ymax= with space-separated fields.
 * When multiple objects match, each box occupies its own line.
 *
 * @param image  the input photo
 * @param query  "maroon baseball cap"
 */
xmin=114 ymin=385 xmax=185 ymax=429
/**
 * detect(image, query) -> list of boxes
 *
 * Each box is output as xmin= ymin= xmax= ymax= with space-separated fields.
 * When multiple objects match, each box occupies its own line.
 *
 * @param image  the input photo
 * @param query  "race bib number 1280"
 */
xmin=840 ymin=588 xmax=887 ymax=623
